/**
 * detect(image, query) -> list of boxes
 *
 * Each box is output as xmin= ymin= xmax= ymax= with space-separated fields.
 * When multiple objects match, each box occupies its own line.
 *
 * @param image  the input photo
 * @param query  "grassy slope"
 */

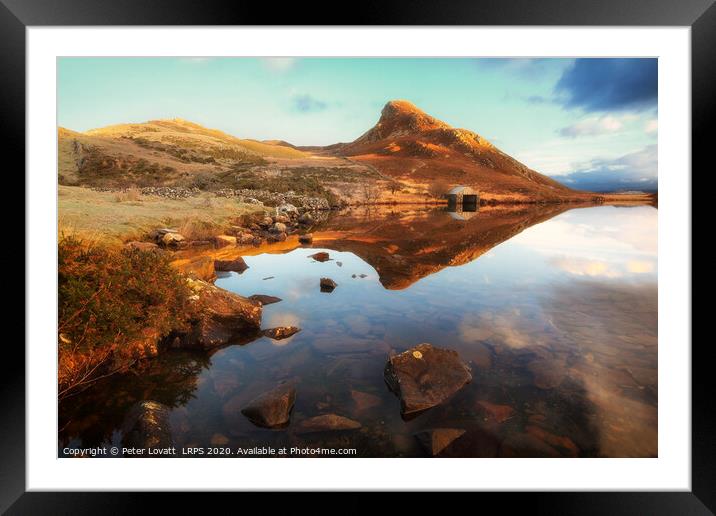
xmin=58 ymin=185 xmax=264 ymax=247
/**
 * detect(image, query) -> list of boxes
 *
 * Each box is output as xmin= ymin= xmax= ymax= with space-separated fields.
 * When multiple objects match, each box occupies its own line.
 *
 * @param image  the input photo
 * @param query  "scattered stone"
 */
xmin=277 ymin=203 xmax=299 ymax=216
xmin=214 ymin=235 xmax=237 ymax=248
xmin=336 ymin=261 xmax=343 ymax=267
xmin=384 ymin=343 xmax=472 ymax=417
xmin=160 ymin=232 xmax=186 ymax=247
xmin=295 ymin=414 xmax=362 ymax=434
xmin=320 ymin=278 xmax=337 ymax=292
xmin=351 ymin=390 xmax=382 ymax=411
xmin=414 ymin=428 xmax=466 ymax=456
xmin=310 ymin=251 xmax=330 ymax=262
xmin=359 ymin=274 xmax=367 ymax=278
xmin=267 ymin=232 xmax=287 ymax=242
xmin=263 ymin=326 xmax=301 ymax=340
xmin=274 ymin=214 xmax=290 ymax=224
xmin=263 ymin=276 xmax=275 ymax=280
xmin=237 ymin=232 xmax=255 ymax=245
xmin=121 ymin=401 xmax=173 ymax=450
xmin=125 ymin=241 xmax=159 ymax=252
xmin=249 ymin=294 xmax=282 ymax=306
xmin=298 ymin=212 xmax=314 ymax=225
xmin=241 ymin=383 xmax=296 ymax=428
xmin=214 ymin=257 xmax=249 ymax=273
xmin=298 ymin=233 xmax=313 ymax=244
xmin=259 ymin=216 xmax=274 ymax=227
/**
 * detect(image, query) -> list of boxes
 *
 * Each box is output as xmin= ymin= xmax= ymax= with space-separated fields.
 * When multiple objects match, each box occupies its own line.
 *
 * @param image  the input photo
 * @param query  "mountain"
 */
xmin=333 ymin=100 xmax=580 ymax=202
xmin=58 ymin=118 xmax=308 ymax=188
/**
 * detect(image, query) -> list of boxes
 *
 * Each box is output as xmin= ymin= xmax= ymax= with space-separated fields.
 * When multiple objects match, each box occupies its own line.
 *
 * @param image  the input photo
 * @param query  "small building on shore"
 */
xmin=445 ymin=186 xmax=479 ymax=207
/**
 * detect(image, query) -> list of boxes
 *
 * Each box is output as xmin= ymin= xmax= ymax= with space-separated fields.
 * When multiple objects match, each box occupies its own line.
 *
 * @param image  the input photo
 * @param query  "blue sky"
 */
xmin=58 ymin=57 xmax=657 ymax=188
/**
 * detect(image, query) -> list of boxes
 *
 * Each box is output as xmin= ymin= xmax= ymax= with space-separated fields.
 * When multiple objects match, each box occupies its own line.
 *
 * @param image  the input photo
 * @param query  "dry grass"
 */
xmin=58 ymin=185 xmax=265 ymax=248
xmin=113 ymin=187 xmax=142 ymax=203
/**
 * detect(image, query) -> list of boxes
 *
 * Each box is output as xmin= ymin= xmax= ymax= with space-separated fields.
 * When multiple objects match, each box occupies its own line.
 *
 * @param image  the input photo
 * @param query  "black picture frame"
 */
xmin=4 ymin=0 xmax=706 ymax=512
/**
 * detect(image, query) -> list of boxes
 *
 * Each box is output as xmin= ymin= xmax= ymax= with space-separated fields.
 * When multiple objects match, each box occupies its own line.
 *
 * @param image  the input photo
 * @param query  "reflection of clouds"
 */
xmin=459 ymin=310 xmax=547 ymax=350
xmin=551 ymin=257 xmax=622 ymax=278
xmin=510 ymin=206 xmax=657 ymax=281
xmin=264 ymin=312 xmax=301 ymax=346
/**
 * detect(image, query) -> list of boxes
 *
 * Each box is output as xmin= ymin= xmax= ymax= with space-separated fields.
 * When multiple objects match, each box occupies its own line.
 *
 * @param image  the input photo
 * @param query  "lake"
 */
xmin=59 ymin=203 xmax=658 ymax=457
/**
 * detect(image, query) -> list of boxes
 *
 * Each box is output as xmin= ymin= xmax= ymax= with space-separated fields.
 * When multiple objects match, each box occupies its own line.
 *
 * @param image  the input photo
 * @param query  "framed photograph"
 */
xmin=6 ymin=0 xmax=708 ymax=511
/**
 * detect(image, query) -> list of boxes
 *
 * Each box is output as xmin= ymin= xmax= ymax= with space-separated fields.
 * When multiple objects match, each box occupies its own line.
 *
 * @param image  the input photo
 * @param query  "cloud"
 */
xmin=555 ymin=58 xmax=657 ymax=112
xmin=261 ymin=57 xmax=297 ymax=72
xmin=556 ymin=145 xmax=657 ymax=192
xmin=558 ymin=115 xmax=625 ymax=138
xmin=477 ymin=58 xmax=559 ymax=79
xmin=291 ymin=94 xmax=328 ymax=113
xmin=645 ymin=119 xmax=658 ymax=134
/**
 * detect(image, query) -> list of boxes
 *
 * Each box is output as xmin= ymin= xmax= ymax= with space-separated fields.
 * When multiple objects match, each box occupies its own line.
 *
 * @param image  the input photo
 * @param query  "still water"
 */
xmin=59 ymin=204 xmax=657 ymax=457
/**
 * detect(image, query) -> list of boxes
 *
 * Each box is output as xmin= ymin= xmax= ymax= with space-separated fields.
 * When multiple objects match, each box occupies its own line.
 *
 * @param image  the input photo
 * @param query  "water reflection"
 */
xmin=59 ymin=204 xmax=657 ymax=457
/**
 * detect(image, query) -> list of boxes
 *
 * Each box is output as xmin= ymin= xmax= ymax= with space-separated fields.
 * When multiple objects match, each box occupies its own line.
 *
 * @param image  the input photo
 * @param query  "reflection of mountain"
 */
xmin=314 ymin=204 xmax=572 ymax=290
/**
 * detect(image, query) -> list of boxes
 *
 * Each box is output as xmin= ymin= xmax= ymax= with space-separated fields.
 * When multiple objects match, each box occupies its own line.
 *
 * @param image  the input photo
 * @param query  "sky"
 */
xmin=58 ymin=57 xmax=658 ymax=190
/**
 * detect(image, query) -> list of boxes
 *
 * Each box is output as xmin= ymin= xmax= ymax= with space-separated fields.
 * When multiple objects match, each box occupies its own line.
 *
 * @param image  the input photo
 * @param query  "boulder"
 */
xmin=295 ymin=414 xmax=362 ymax=434
xmin=384 ymin=343 xmax=472 ymax=417
xmin=174 ymin=280 xmax=262 ymax=350
xmin=263 ymin=326 xmax=301 ymax=340
xmin=271 ymin=222 xmax=287 ymax=234
xmin=214 ymin=257 xmax=248 ymax=273
xmin=259 ymin=216 xmax=274 ymax=227
xmin=298 ymin=233 xmax=313 ymax=244
xmin=310 ymin=251 xmax=330 ymax=262
xmin=121 ymin=401 xmax=173 ymax=450
xmin=160 ymin=232 xmax=186 ymax=247
xmin=274 ymin=214 xmax=290 ymax=224
xmin=267 ymin=232 xmax=287 ymax=243
xmin=414 ymin=428 xmax=466 ymax=456
xmin=241 ymin=383 xmax=296 ymax=428
xmin=237 ymin=232 xmax=255 ymax=245
xmin=248 ymin=294 xmax=282 ymax=306
xmin=298 ymin=212 xmax=314 ymax=225
xmin=125 ymin=241 xmax=159 ymax=252
xmin=214 ymin=235 xmax=237 ymax=248
xmin=320 ymin=278 xmax=337 ymax=292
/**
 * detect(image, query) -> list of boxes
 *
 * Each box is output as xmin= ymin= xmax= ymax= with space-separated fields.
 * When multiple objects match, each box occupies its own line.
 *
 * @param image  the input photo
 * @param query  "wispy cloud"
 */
xmin=291 ymin=94 xmax=328 ymax=113
xmin=557 ymin=145 xmax=657 ymax=192
xmin=558 ymin=115 xmax=625 ymax=138
xmin=555 ymin=58 xmax=657 ymax=112
xmin=645 ymin=119 xmax=658 ymax=135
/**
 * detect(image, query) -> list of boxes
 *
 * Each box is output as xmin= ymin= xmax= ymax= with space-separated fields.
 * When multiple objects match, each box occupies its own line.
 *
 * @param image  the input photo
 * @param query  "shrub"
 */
xmin=58 ymin=235 xmax=190 ymax=396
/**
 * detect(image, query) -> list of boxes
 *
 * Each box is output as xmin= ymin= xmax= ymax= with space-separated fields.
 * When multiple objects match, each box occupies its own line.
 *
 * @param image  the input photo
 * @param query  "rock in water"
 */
xmin=214 ymin=234 xmax=237 ymax=248
xmin=121 ymin=401 xmax=173 ymax=449
xmin=310 ymin=251 xmax=330 ymax=262
xmin=249 ymin=294 xmax=282 ymax=305
xmin=263 ymin=326 xmax=301 ymax=340
xmin=414 ymin=428 xmax=466 ymax=456
xmin=384 ymin=343 xmax=472 ymax=417
xmin=214 ymin=257 xmax=249 ymax=273
xmin=241 ymin=384 xmax=296 ymax=428
xmin=174 ymin=280 xmax=262 ymax=350
xmin=295 ymin=414 xmax=362 ymax=434
xmin=298 ymin=233 xmax=313 ymax=244
xmin=320 ymin=278 xmax=337 ymax=292
xmin=351 ymin=390 xmax=382 ymax=411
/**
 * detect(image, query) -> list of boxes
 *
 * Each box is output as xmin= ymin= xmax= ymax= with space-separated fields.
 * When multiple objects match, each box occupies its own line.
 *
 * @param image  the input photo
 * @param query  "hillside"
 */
xmin=332 ymin=100 xmax=582 ymax=202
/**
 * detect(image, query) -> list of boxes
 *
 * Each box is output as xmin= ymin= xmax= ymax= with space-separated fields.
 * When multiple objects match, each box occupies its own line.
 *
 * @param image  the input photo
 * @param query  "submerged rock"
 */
xmin=298 ymin=233 xmax=313 ymax=244
xmin=263 ymin=326 xmax=301 ymax=340
xmin=351 ymin=390 xmax=382 ymax=411
xmin=320 ymin=278 xmax=337 ymax=292
xmin=414 ymin=428 xmax=466 ymax=456
xmin=249 ymin=294 xmax=282 ymax=306
xmin=121 ymin=400 xmax=173 ymax=450
xmin=214 ymin=257 xmax=249 ymax=273
xmin=310 ymin=251 xmax=330 ymax=262
xmin=475 ymin=400 xmax=515 ymax=423
xmin=384 ymin=343 xmax=472 ymax=417
xmin=241 ymin=383 xmax=296 ymax=428
xmin=173 ymin=280 xmax=262 ymax=350
xmin=295 ymin=414 xmax=362 ymax=434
